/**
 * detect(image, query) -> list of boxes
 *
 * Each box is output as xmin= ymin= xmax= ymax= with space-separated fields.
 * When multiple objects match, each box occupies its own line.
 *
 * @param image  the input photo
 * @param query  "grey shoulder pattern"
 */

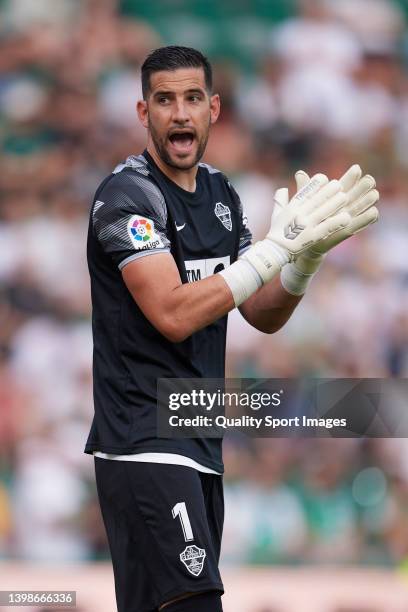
xmin=113 ymin=154 xmax=150 ymax=176
xmin=198 ymin=162 xmax=222 ymax=175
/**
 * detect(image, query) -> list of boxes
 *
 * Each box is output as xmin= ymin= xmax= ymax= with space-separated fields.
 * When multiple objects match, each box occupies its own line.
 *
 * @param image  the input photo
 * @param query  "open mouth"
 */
xmin=168 ymin=130 xmax=195 ymax=153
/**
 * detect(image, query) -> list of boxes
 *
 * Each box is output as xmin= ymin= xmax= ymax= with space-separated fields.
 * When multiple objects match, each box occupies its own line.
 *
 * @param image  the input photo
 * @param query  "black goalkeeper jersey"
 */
xmin=85 ymin=150 xmax=252 ymax=472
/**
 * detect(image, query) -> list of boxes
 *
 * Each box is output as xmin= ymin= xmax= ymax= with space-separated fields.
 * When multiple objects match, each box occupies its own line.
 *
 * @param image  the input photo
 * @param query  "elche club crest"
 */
xmin=179 ymin=545 xmax=206 ymax=576
xmin=214 ymin=202 xmax=232 ymax=231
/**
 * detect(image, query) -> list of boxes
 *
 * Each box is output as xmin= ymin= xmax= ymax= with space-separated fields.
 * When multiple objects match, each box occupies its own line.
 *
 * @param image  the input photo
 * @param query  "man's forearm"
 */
xmin=239 ymin=275 xmax=303 ymax=333
xmin=124 ymin=255 xmax=295 ymax=343
xmin=160 ymin=274 xmax=235 ymax=342
xmin=155 ymin=273 xmax=300 ymax=341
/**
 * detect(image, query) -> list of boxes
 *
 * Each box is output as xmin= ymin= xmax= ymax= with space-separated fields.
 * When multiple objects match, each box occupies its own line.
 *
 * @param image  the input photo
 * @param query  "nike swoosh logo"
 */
xmin=175 ymin=223 xmax=186 ymax=231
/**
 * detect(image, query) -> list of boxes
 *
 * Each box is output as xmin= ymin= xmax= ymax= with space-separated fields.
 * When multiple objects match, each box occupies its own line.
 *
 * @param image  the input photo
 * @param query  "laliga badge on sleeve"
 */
xmin=127 ymin=215 xmax=164 ymax=251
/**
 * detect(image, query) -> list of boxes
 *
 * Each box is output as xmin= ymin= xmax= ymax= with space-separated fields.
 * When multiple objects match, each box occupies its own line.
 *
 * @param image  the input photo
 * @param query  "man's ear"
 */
xmin=137 ymin=99 xmax=149 ymax=128
xmin=210 ymin=93 xmax=220 ymax=124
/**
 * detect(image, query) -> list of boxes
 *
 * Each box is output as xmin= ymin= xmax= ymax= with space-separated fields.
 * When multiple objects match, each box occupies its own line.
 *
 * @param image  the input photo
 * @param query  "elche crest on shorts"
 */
xmin=179 ymin=545 xmax=206 ymax=576
xmin=214 ymin=201 xmax=232 ymax=231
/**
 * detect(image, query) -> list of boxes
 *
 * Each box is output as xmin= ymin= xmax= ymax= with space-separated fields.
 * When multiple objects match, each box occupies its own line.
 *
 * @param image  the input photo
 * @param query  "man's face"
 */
xmin=137 ymin=67 xmax=220 ymax=171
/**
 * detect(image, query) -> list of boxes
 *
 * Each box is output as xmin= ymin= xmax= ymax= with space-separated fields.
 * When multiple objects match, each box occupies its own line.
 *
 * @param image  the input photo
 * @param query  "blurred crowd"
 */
xmin=1 ymin=0 xmax=408 ymax=568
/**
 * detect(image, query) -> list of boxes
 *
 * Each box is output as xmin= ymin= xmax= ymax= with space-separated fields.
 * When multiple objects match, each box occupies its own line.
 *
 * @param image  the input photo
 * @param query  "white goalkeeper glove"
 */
xmin=281 ymin=164 xmax=379 ymax=296
xmin=219 ymin=174 xmax=350 ymax=306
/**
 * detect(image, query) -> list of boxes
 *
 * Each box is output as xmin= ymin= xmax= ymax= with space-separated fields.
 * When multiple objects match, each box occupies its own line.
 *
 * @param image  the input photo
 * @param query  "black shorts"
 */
xmin=94 ymin=458 xmax=224 ymax=612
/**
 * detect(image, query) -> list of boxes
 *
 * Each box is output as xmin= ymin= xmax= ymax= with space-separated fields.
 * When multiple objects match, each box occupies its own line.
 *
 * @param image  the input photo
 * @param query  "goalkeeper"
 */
xmin=85 ymin=45 xmax=379 ymax=612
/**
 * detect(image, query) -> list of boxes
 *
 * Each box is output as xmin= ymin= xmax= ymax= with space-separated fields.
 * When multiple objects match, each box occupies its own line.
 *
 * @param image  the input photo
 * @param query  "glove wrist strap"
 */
xmin=219 ymin=239 xmax=290 ymax=307
xmin=280 ymin=252 xmax=325 ymax=296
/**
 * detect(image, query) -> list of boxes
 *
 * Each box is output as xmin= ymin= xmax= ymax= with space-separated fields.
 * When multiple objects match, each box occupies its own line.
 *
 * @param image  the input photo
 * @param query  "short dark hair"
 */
xmin=141 ymin=45 xmax=213 ymax=98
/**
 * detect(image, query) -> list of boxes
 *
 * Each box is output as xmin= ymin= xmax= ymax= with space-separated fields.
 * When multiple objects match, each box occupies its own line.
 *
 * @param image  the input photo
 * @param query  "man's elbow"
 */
xmin=253 ymin=322 xmax=283 ymax=334
xmin=244 ymin=310 xmax=291 ymax=334
xmin=162 ymin=328 xmax=190 ymax=343
xmin=159 ymin=316 xmax=191 ymax=343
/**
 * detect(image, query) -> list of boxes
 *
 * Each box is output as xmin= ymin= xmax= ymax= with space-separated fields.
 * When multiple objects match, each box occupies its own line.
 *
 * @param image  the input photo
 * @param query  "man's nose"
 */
xmin=172 ymin=99 xmax=190 ymax=123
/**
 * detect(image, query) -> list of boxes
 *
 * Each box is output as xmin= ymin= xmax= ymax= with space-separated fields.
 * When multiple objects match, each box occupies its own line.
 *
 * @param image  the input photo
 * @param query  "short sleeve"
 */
xmin=92 ymin=170 xmax=171 ymax=270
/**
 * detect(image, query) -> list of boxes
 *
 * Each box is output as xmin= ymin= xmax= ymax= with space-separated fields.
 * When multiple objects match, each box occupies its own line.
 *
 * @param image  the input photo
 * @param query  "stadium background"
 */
xmin=1 ymin=0 xmax=408 ymax=610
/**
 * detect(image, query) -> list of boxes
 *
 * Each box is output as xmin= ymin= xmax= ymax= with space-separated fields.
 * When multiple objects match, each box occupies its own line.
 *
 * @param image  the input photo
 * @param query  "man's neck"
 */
xmin=147 ymin=144 xmax=197 ymax=193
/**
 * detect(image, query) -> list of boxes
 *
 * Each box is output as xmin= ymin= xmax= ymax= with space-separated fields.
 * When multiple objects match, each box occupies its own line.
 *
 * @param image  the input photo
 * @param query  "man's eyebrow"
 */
xmin=152 ymin=88 xmax=206 ymax=97
xmin=153 ymin=90 xmax=173 ymax=97
xmin=185 ymin=88 xmax=205 ymax=93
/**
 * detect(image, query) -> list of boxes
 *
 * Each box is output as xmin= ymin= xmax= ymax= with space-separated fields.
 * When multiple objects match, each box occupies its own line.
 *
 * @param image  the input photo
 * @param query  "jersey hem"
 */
xmin=157 ymin=582 xmax=224 ymax=609
xmin=93 ymin=451 xmax=222 ymax=475
xmin=84 ymin=444 xmax=224 ymax=473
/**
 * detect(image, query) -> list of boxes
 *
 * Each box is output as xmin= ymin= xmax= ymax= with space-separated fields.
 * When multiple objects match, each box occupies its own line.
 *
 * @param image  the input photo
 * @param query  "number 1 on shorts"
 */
xmin=172 ymin=502 xmax=194 ymax=542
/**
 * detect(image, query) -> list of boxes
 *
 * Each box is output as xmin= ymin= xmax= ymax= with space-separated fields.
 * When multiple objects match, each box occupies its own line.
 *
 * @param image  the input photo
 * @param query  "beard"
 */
xmin=148 ymin=118 xmax=210 ymax=171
